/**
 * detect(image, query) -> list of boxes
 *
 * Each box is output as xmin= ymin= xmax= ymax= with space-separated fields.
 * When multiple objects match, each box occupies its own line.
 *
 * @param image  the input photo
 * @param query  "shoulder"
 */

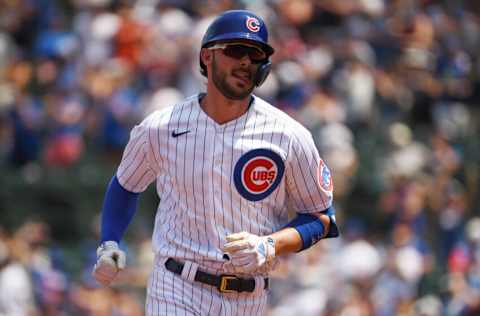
xmin=252 ymin=95 xmax=314 ymax=141
xmin=141 ymin=94 xmax=199 ymax=128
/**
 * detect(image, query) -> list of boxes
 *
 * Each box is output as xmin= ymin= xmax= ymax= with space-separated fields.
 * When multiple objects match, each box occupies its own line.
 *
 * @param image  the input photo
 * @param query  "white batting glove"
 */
xmin=92 ymin=241 xmax=126 ymax=286
xmin=223 ymin=232 xmax=276 ymax=274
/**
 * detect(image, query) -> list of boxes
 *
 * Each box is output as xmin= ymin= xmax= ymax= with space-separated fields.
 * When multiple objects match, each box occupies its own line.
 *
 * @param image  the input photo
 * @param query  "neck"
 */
xmin=200 ymin=87 xmax=251 ymax=125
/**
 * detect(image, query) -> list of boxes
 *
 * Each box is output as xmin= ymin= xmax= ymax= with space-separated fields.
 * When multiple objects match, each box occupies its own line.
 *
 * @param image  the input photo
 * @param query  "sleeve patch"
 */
xmin=318 ymin=160 xmax=333 ymax=192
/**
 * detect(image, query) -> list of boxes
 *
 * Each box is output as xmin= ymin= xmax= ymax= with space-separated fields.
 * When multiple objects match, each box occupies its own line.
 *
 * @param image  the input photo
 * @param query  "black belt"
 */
xmin=165 ymin=258 xmax=269 ymax=293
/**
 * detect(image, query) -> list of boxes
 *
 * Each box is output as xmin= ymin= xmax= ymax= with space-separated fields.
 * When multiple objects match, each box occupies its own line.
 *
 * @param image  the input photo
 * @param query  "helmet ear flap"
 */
xmin=254 ymin=61 xmax=271 ymax=87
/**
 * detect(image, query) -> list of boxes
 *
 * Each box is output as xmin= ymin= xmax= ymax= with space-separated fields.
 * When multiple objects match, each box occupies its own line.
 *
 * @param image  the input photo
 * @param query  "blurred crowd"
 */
xmin=1 ymin=0 xmax=479 ymax=315
xmin=0 ymin=219 xmax=151 ymax=315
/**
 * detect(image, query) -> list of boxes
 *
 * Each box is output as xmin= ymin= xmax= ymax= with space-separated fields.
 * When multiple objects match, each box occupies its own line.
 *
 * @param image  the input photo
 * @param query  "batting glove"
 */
xmin=92 ymin=241 xmax=126 ymax=286
xmin=223 ymin=232 xmax=276 ymax=274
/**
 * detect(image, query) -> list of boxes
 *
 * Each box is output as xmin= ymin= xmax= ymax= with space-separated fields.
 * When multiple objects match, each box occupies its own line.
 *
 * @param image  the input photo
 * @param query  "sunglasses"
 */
xmin=208 ymin=43 xmax=267 ymax=63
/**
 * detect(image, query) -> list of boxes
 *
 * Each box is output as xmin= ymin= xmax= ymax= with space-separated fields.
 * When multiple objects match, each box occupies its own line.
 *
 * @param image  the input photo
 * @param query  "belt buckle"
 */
xmin=218 ymin=275 xmax=237 ymax=293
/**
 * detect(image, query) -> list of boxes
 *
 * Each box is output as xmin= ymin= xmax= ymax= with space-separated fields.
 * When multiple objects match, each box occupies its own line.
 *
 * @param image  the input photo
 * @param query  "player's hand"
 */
xmin=223 ymin=232 xmax=275 ymax=274
xmin=92 ymin=241 xmax=126 ymax=286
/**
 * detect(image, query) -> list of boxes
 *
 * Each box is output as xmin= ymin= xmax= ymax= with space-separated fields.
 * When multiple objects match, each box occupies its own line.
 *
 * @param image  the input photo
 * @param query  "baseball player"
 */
xmin=93 ymin=9 xmax=339 ymax=316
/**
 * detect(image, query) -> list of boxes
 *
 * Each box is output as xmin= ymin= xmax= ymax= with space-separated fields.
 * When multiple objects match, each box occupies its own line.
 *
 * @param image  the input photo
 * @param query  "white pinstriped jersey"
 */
xmin=116 ymin=93 xmax=333 ymax=274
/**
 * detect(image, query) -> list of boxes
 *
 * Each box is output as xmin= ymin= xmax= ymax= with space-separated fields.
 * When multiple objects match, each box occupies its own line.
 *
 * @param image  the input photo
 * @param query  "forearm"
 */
xmin=270 ymin=213 xmax=331 ymax=256
xmin=100 ymin=175 xmax=140 ymax=242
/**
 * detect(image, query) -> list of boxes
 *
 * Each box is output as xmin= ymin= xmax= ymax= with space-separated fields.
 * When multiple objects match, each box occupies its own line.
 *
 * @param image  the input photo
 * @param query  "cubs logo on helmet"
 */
xmin=318 ymin=160 xmax=333 ymax=192
xmin=234 ymin=149 xmax=285 ymax=201
xmin=246 ymin=16 xmax=260 ymax=32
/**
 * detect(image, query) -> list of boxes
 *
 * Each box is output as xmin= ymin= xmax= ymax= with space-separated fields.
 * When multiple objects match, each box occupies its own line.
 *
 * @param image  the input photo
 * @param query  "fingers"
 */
xmin=93 ymin=257 xmax=119 ymax=286
xmin=229 ymin=252 xmax=255 ymax=266
xmin=223 ymin=232 xmax=269 ymax=274
xmin=93 ymin=241 xmax=127 ymax=286
xmin=223 ymin=239 xmax=251 ymax=253
xmin=225 ymin=231 xmax=250 ymax=242
xmin=224 ymin=232 xmax=256 ymax=254
xmin=228 ymin=257 xmax=257 ymax=274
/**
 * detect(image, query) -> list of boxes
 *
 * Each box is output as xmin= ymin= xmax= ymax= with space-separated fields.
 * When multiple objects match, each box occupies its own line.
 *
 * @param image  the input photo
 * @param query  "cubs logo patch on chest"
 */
xmin=233 ymin=149 xmax=285 ymax=201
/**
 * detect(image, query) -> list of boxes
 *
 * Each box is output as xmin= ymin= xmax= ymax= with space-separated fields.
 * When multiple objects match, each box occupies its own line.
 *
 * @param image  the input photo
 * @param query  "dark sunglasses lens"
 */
xmin=223 ymin=45 xmax=265 ymax=62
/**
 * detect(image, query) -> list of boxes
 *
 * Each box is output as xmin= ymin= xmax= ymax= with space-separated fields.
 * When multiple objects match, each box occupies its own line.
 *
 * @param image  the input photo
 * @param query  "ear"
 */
xmin=200 ymin=48 xmax=213 ymax=67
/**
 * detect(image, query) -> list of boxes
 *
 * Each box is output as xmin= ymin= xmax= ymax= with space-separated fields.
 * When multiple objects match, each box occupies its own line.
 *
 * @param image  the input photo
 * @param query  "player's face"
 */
xmin=210 ymin=43 xmax=266 ymax=100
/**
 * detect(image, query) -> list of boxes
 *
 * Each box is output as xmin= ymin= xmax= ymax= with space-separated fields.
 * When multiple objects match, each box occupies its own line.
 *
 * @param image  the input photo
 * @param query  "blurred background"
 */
xmin=0 ymin=0 xmax=479 ymax=315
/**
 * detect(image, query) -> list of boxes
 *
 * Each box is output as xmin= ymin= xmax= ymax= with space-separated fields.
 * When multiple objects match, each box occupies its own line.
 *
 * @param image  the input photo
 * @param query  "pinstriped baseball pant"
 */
xmin=145 ymin=257 xmax=269 ymax=316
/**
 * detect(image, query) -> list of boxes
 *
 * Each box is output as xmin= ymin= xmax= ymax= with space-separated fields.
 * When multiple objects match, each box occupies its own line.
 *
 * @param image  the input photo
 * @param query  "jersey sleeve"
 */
xmin=285 ymin=128 xmax=333 ymax=213
xmin=116 ymin=113 xmax=161 ymax=193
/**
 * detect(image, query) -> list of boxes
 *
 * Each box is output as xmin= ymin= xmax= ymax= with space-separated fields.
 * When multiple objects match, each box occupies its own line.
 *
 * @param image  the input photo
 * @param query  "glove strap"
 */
xmin=265 ymin=236 xmax=276 ymax=261
xmin=97 ymin=240 xmax=120 ymax=256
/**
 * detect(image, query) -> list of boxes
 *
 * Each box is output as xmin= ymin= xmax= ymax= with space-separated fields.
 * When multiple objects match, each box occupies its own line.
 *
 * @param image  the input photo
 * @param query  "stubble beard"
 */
xmin=211 ymin=55 xmax=255 ymax=100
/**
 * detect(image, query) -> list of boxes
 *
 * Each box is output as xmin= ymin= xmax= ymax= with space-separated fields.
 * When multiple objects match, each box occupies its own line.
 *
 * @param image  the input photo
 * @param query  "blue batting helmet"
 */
xmin=200 ymin=10 xmax=274 ymax=86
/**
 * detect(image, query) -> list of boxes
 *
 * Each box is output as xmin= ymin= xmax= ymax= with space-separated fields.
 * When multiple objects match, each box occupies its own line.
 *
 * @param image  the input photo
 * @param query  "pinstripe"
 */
xmin=235 ymin=293 xmax=241 ymax=314
xmin=164 ymin=103 xmax=176 ymax=258
xmin=149 ymin=267 xmax=156 ymax=316
xmin=156 ymin=268 xmax=161 ymax=316
xmin=228 ymin=296 xmax=233 ymax=316
xmin=132 ymin=168 xmax=155 ymax=191
xmin=182 ymin=104 xmax=195 ymax=257
xmin=156 ymin=109 xmax=175 ymax=182
xmin=200 ymin=110 xmax=212 ymax=259
xmin=220 ymin=126 xmax=226 ymax=233
xmin=146 ymin=273 xmax=150 ymax=315
xmin=291 ymin=141 xmax=316 ymax=207
xmin=147 ymin=112 xmax=162 ymax=172
xmin=164 ymin=206 xmax=177 ymax=259
xmin=248 ymin=295 xmax=257 ymax=316
xmin=272 ymin=120 xmax=287 ymax=226
xmin=190 ymin=105 xmax=202 ymax=309
xmin=290 ymin=133 xmax=321 ymax=209
xmin=298 ymin=135 xmax=329 ymax=208
xmin=242 ymin=293 xmax=248 ymax=316
xmin=125 ymin=153 xmax=147 ymax=183
xmin=247 ymin=109 xmax=258 ymax=233
xmin=257 ymin=112 xmax=268 ymax=235
xmin=120 ymin=151 xmax=145 ymax=185
xmin=161 ymin=103 xmax=177 ymax=259
xmin=260 ymin=293 xmax=267 ymax=314
xmin=173 ymin=102 xmax=186 ymax=262
xmin=264 ymin=117 xmax=278 ymax=230
xmin=255 ymin=105 xmax=306 ymax=216
xmin=222 ymin=295 xmax=230 ymax=316
xmin=236 ymin=107 xmax=250 ymax=232
xmin=190 ymin=107 xmax=202 ymax=258
xmin=171 ymin=266 xmax=177 ymax=315
xmin=146 ymin=269 xmax=151 ymax=315
xmin=117 ymin=140 xmax=146 ymax=179
xmin=180 ymin=104 xmax=193 ymax=310
xmin=167 ymin=203 xmax=179 ymax=258
xmin=285 ymin=133 xmax=307 ymax=211
xmin=247 ymin=295 xmax=255 ymax=315
xmin=260 ymin=294 xmax=268 ymax=314
xmin=228 ymin=113 xmax=240 ymax=235
xmin=142 ymin=112 xmax=161 ymax=175
xmin=118 ymin=130 xmax=144 ymax=166
xmin=156 ymin=121 xmax=164 ymax=175
xmin=161 ymin=264 xmax=167 ymax=316
xmin=157 ymin=181 xmax=176 ymax=256
xmin=211 ymin=127 xmax=222 ymax=256
xmin=157 ymin=200 xmax=176 ymax=255
xmin=207 ymin=285 xmax=214 ymax=316
xmin=124 ymin=143 xmax=150 ymax=179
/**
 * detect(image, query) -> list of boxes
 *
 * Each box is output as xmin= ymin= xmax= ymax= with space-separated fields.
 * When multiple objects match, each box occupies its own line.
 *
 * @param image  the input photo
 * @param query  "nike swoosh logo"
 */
xmin=171 ymin=130 xmax=190 ymax=137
